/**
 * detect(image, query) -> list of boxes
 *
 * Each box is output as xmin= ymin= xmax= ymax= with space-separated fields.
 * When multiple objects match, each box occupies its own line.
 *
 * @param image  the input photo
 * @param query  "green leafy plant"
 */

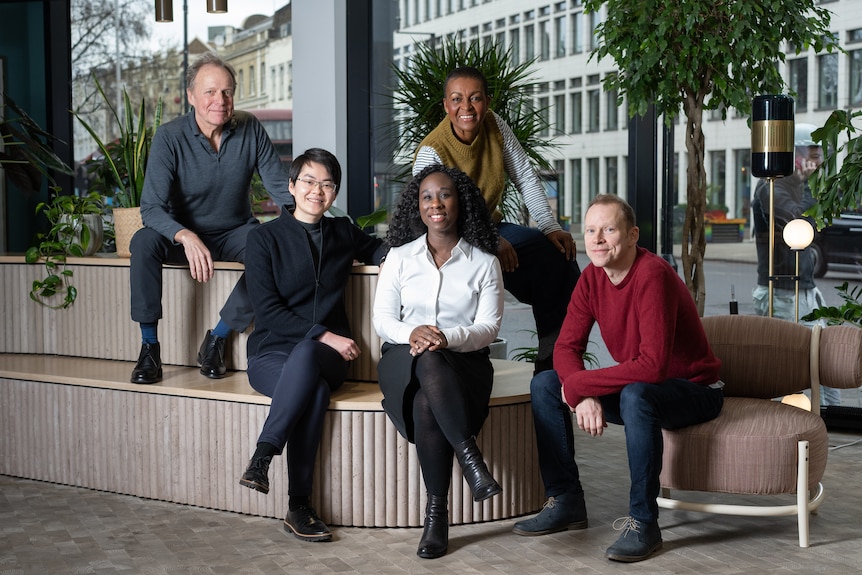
xmin=583 ymin=0 xmax=835 ymax=315
xmin=387 ymin=36 xmax=554 ymax=221
xmin=74 ymin=73 xmax=163 ymax=208
xmin=807 ymin=110 xmax=862 ymax=230
xmin=801 ymin=282 xmax=862 ymax=328
xmin=25 ymin=191 xmax=104 ymax=309
xmin=0 ymin=93 xmax=74 ymax=194
xmin=509 ymin=330 xmax=599 ymax=368
xmin=327 ymin=204 xmax=389 ymax=236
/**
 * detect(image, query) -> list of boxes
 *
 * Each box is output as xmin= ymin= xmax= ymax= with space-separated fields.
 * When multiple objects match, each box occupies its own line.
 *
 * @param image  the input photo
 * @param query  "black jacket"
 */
xmin=245 ymin=209 xmax=384 ymax=358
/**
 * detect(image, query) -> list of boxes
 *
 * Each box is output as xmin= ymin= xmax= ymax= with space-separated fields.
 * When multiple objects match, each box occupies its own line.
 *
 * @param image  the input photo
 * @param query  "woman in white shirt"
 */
xmin=373 ymin=164 xmax=504 ymax=559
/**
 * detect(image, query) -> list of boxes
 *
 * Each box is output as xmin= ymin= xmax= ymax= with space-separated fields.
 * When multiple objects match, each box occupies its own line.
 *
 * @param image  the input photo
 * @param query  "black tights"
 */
xmin=411 ymin=352 xmax=472 ymax=497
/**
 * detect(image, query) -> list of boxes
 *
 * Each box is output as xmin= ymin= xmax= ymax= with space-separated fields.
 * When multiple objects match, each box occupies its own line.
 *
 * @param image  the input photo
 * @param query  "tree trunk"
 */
xmin=681 ymin=95 xmax=708 ymax=316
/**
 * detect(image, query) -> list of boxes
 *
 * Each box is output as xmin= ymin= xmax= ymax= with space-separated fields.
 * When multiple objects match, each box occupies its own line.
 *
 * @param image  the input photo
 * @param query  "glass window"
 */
xmin=588 ymin=157 xmax=600 ymax=199
xmin=525 ymin=24 xmax=535 ymax=60
xmin=249 ymin=65 xmax=255 ymax=96
xmin=238 ymin=70 xmax=244 ymax=100
xmin=539 ymin=96 xmax=550 ymax=137
xmin=606 ymin=88 xmax=618 ymax=131
xmin=789 ymin=58 xmax=808 ymax=112
xmin=570 ymin=91 xmax=582 ymax=134
xmin=849 ymin=28 xmax=862 ymax=44
xmin=555 ymin=16 xmax=566 ymax=57
xmin=571 ymin=10 xmax=583 ymax=54
xmin=588 ymin=88 xmax=600 ymax=132
xmin=509 ymin=28 xmax=521 ymax=65
xmin=733 ymin=149 xmax=751 ymax=222
xmin=850 ymin=50 xmax=862 ymax=107
xmin=606 ymin=157 xmax=618 ymax=195
xmin=554 ymin=93 xmax=566 ymax=135
xmin=540 ymin=20 xmax=550 ymax=61
xmin=588 ymin=10 xmax=599 ymax=50
xmin=818 ymin=53 xmax=838 ymax=110
xmin=260 ymin=62 xmax=265 ymax=95
xmin=569 ymin=158 xmax=582 ymax=226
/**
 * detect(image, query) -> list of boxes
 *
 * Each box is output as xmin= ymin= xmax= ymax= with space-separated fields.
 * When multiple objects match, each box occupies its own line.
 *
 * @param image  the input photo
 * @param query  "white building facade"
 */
xmin=394 ymin=0 xmax=862 ymax=233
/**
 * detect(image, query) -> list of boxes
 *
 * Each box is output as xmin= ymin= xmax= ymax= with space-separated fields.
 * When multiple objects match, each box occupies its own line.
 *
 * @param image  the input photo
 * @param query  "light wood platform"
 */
xmin=1 ymin=254 xmax=544 ymax=526
xmin=0 ymin=354 xmax=543 ymax=527
xmin=0 ymin=255 xmax=381 ymax=381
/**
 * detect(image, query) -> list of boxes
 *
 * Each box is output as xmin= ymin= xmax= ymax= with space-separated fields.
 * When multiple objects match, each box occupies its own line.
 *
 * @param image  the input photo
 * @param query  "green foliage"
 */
xmin=388 ymin=36 xmax=555 ymax=220
xmin=583 ymin=0 xmax=835 ymax=124
xmin=807 ymin=110 xmax=862 ymax=229
xmin=509 ymin=330 xmax=599 ymax=368
xmin=801 ymin=282 xmax=862 ymax=328
xmin=25 ymin=191 xmax=104 ymax=309
xmin=0 ymin=93 xmax=74 ymax=194
xmin=583 ymin=0 xmax=835 ymax=314
xmin=75 ymin=73 xmax=163 ymax=208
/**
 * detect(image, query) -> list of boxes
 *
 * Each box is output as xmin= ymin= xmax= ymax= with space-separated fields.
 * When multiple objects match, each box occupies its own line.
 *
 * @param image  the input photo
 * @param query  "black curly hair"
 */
xmin=385 ymin=164 xmax=499 ymax=255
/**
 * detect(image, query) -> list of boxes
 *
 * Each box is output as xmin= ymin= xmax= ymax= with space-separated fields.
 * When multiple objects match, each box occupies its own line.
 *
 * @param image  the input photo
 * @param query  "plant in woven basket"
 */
xmin=387 ymin=36 xmax=555 ymax=222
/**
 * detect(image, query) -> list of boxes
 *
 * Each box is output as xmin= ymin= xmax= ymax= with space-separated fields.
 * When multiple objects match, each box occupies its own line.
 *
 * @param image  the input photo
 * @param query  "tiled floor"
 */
xmin=2 ymin=424 xmax=861 ymax=574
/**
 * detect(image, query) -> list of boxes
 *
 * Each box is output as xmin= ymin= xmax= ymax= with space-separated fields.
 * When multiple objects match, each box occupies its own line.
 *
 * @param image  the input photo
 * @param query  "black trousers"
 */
xmin=129 ymin=222 xmax=258 ymax=332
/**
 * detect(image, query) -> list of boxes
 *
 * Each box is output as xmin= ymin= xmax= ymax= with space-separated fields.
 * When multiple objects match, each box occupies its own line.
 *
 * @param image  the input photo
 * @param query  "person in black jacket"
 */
xmin=238 ymin=148 xmax=384 ymax=542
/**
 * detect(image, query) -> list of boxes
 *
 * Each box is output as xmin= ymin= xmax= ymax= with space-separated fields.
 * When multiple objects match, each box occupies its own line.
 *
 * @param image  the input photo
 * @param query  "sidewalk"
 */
xmin=684 ymin=238 xmax=758 ymax=264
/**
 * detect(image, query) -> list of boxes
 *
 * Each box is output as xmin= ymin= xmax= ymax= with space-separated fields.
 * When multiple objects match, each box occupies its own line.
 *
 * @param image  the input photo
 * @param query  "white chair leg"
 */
xmin=797 ymin=441 xmax=809 ymax=548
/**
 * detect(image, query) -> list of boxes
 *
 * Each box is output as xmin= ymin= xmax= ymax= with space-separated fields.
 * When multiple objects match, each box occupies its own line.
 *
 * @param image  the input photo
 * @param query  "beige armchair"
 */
xmin=658 ymin=314 xmax=862 ymax=547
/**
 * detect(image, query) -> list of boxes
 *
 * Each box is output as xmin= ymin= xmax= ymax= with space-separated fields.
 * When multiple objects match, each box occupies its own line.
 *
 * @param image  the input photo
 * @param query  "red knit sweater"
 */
xmin=556 ymin=247 xmax=721 ymax=407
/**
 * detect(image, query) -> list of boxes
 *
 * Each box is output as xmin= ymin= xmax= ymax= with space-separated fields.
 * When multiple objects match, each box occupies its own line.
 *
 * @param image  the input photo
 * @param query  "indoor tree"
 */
xmin=583 ymin=0 xmax=835 ymax=314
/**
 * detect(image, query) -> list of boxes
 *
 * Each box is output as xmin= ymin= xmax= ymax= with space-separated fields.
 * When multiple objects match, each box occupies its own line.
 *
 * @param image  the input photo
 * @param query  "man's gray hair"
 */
xmin=186 ymin=52 xmax=237 ymax=92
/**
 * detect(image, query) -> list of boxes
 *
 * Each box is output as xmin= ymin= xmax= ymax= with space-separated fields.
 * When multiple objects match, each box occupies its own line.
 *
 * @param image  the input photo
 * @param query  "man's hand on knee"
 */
xmin=574 ymin=397 xmax=606 ymax=437
xmin=175 ymin=229 xmax=214 ymax=282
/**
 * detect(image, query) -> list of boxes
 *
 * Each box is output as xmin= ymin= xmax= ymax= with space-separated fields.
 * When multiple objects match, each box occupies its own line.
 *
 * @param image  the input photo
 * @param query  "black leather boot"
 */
xmin=417 ymin=494 xmax=448 ymax=559
xmin=131 ymin=343 xmax=162 ymax=384
xmin=454 ymin=436 xmax=502 ymax=502
xmin=197 ymin=330 xmax=226 ymax=379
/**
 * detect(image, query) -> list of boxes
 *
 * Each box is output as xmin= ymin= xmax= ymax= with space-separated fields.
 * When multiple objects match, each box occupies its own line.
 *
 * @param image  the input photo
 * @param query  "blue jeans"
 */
xmin=530 ymin=371 xmax=723 ymax=523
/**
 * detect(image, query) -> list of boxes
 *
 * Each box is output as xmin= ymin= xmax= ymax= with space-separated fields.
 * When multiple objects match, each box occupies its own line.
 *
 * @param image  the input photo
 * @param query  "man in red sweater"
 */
xmin=512 ymin=194 xmax=724 ymax=563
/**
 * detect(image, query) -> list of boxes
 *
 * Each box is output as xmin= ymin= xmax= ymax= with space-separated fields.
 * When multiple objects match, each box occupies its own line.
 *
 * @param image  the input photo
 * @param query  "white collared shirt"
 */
xmin=373 ymin=235 xmax=503 ymax=352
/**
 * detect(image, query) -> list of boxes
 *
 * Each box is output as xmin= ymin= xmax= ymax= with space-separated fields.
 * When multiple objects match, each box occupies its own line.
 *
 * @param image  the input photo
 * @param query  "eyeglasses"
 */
xmin=296 ymin=178 xmax=336 ymax=193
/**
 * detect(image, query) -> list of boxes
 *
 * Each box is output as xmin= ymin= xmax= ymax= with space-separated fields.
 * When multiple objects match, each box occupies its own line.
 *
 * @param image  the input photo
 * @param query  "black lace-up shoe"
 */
xmin=283 ymin=506 xmax=332 ymax=542
xmin=197 ymin=330 xmax=226 ymax=379
xmin=131 ymin=343 xmax=162 ymax=384
xmin=239 ymin=455 xmax=272 ymax=494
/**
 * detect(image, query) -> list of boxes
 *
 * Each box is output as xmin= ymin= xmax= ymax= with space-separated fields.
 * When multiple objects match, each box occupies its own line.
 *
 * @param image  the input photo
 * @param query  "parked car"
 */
xmin=810 ymin=210 xmax=862 ymax=277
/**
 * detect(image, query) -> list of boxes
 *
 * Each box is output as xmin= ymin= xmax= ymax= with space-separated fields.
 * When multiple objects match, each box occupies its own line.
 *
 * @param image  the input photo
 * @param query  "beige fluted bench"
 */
xmin=0 ymin=255 xmax=544 ymax=527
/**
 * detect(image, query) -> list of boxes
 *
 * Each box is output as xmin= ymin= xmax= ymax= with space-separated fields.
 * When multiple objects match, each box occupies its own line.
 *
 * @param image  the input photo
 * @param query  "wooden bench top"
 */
xmin=0 ymin=353 xmax=534 ymax=410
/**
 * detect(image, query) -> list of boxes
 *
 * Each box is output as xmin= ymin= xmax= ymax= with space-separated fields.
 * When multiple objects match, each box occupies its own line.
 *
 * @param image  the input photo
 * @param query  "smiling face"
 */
xmin=289 ymin=161 xmax=337 ymax=223
xmin=419 ymin=171 xmax=460 ymax=237
xmin=583 ymin=201 xmax=639 ymax=282
xmin=187 ymin=64 xmax=235 ymax=134
xmin=443 ymin=75 xmax=489 ymax=144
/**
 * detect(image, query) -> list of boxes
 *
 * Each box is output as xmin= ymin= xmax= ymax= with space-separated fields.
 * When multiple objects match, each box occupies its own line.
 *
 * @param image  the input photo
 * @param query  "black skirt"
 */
xmin=377 ymin=343 xmax=494 ymax=443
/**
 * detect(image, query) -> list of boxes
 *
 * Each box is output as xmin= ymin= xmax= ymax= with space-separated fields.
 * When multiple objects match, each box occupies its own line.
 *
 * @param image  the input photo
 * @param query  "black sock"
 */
xmin=289 ymin=495 xmax=310 ymax=511
xmin=253 ymin=442 xmax=279 ymax=459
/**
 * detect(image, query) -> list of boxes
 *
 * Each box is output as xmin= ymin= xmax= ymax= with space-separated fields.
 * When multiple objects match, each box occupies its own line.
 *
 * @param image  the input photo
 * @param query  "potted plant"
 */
xmin=75 ymin=74 xmax=162 ymax=257
xmin=24 ymin=190 xmax=104 ymax=309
